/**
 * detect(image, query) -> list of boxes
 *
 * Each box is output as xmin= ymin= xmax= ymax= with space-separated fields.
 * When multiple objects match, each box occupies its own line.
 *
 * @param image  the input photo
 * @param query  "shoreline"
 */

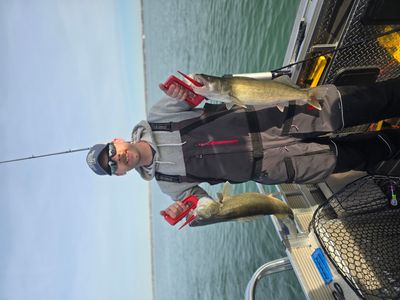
xmin=139 ymin=1 xmax=155 ymax=300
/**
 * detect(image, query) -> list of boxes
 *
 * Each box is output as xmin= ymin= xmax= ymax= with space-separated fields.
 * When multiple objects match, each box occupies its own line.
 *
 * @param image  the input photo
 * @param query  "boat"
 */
xmin=243 ymin=0 xmax=400 ymax=299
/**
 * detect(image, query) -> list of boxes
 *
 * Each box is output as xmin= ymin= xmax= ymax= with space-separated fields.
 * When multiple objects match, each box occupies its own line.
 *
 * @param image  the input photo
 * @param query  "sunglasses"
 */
xmin=108 ymin=143 xmax=117 ymax=175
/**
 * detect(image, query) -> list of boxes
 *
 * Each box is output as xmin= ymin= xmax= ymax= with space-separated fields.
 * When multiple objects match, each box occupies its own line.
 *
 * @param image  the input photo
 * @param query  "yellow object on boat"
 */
xmin=378 ymin=26 xmax=400 ymax=63
xmin=307 ymin=56 xmax=328 ymax=87
xmin=376 ymin=120 xmax=383 ymax=131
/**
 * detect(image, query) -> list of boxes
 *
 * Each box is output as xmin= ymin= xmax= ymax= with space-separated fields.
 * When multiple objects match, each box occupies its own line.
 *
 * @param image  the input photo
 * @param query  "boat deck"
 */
xmin=246 ymin=0 xmax=400 ymax=298
xmin=262 ymin=181 xmax=360 ymax=300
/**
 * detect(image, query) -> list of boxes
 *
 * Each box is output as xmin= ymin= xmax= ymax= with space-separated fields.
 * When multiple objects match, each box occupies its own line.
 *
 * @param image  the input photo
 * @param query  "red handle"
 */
xmin=162 ymin=74 xmax=205 ymax=107
xmin=162 ymin=195 xmax=199 ymax=225
xmin=163 ymin=75 xmax=195 ymax=92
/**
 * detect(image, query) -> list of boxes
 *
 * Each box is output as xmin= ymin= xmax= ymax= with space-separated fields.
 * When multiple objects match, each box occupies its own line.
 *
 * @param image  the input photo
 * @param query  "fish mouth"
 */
xmin=193 ymin=74 xmax=208 ymax=85
xmin=192 ymin=74 xmax=221 ymax=98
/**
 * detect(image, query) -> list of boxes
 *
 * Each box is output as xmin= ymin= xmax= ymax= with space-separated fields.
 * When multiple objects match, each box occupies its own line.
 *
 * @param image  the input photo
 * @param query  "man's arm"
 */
xmin=159 ymin=184 xmax=210 ymax=218
xmin=148 ymin=82 xmax=205 ymax=123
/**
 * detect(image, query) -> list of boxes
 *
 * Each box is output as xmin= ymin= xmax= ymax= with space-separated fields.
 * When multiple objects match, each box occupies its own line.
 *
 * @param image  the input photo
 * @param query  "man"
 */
xmin=86 ymin=76 xmax=400 ymax=218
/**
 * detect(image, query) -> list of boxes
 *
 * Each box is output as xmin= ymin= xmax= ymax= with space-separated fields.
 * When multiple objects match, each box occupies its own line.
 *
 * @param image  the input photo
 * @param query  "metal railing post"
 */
xmin=244 ymin=257 xmax=293 ymax=300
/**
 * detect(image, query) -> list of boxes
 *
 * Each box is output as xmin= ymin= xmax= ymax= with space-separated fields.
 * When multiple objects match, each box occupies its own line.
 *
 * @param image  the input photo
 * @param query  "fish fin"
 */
xmin=273 ymin=75 xmax=299 ymax=88
xmin=305 ymin=85 xmax=330 ymax=111
xmin=225 ymin=102 xmax=235 ymax=110
xmin=306 ymin=98 xmax=322 ymax=110
xmin=237 ymin=216 xmax=262 ymax=223
xmin=308 ymin=85 xmax=329 ymax=99
xmin=275 ymin=213 xmax=291 ymax=220
xmin=276 ymin=104 xmax=285 ymax=112
xmin=222 ymin=182 xmax=231 ymax=197
xmin=229 ymin=94 xmax=247 ymax=108
xmin=267 ymin=193 xmax=280 ymax=198
xmin=216 ymin=192 xmax=223 ymax=202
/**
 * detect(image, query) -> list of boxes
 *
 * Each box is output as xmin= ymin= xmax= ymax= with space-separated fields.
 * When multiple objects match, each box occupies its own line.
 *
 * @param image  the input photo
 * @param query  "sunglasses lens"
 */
xmin=107 ymin=143 xmax=117 ymax=175
xmin=108 ymin=160 xmax=117 ymax=174
xmin=108 ymin=143 xmax=116 ymax=158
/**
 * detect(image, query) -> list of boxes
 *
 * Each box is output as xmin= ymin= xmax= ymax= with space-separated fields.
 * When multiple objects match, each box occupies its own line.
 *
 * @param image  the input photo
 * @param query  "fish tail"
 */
xmin=275 ymin=213 xmax=289 ymax=219
xmin=306 ymin=86 xmax=329 ymax=111
xmin=274 ymin=206 xmax=294 ymax=219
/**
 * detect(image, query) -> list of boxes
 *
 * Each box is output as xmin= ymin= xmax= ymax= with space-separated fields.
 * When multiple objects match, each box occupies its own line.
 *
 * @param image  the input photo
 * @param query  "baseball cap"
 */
xmin=86 ymin=143 xmax=111 ymax=175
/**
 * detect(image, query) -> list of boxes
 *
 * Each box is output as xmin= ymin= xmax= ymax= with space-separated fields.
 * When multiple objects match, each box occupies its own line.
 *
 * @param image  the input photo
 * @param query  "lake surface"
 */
xmin=142 ymin=1 xmax=306 ymax=299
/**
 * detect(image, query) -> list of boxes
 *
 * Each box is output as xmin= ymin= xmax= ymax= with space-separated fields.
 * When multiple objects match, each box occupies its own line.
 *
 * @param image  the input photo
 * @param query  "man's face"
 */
xmin=101 ymin=138 xmax=141 ymax=176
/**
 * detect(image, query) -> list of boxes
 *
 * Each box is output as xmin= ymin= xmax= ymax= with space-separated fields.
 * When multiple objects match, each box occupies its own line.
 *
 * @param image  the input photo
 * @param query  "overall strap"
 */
xmin=149 ymin=122 xmax=180 ymax=132
xmin=245 ymin=106 xmax=264 ymax=180
xmin=284 ymin=157 xmax=295 ymax=182
xmin=281 ymin=101 xmax=296 ymax=181
xmin=282 ymin=101 xmax=297 ymax=135
xmin=155 ymin=172 xmax=225 ymax=185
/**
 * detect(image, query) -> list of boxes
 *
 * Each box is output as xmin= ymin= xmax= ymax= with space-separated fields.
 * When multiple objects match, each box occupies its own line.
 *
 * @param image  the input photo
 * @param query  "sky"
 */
xmin=0 ymin=1 xmax=152 ymax=299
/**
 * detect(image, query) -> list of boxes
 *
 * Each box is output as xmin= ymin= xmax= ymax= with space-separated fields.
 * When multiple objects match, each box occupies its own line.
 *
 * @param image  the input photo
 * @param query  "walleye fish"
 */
xmin=192 ymin=74 xmax=326 ymax=111
xmin=190 ymin=182 xmax=294 ymax=229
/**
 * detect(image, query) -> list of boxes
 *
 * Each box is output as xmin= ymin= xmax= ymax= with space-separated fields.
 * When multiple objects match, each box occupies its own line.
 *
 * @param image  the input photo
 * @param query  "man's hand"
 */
xmin=160 ymin=201 xmax=188 ymax=218
xmin=159 ymin=83 xmax=188 ymax=101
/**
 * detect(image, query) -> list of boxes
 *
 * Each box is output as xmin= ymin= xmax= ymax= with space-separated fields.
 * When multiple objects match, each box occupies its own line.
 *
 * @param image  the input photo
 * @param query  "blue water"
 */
xmin=142 ymin=1 xmax=306 ymax=299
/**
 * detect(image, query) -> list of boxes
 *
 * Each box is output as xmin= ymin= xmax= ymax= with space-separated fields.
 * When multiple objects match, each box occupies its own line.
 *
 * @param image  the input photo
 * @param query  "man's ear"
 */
xmin=112 ymin=138 xmax=125 ymax=143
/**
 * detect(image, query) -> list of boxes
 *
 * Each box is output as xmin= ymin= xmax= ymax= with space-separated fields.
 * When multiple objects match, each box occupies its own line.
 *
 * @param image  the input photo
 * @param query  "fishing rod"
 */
xmin=228 ymin=27 xmax=400 ymax=80
xmin=3 ymin=28 xmax=400 ymax=165
xmin=0 ymin=147 xmax=90 ymax=165
xmin=272 ymin=26 xmax=400 ymax=73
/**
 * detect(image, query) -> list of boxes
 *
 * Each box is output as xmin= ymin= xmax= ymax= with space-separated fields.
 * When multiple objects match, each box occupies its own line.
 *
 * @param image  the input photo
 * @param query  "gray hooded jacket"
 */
xmin=132 ymin=84 xmax=344 ymax=201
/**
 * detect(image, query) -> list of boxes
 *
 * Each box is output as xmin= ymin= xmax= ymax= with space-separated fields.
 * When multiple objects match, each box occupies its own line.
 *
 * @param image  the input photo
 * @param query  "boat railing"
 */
xmin=244 ymin=257 xmax=293 ymax=300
